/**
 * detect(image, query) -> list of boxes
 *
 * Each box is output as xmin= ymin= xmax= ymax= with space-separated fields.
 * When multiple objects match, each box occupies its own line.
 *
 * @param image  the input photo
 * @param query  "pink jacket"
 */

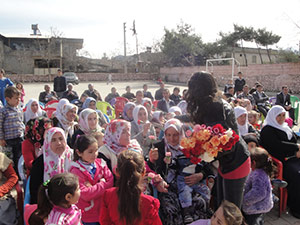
xmin=70 ymin=158 xmax=114 ymax=223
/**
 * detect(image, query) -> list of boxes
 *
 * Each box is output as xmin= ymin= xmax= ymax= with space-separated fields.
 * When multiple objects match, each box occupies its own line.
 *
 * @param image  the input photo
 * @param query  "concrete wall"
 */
xmin=160 ymin=62 xmax=300 ymax=93
xmin=6 ymin=72 xmax=157 ymax=83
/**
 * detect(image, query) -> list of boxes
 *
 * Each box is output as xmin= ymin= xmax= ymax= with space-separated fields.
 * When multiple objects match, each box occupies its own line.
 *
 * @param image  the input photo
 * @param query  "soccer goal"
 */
xmin=205 ymin=58 xmax=241 ymax=81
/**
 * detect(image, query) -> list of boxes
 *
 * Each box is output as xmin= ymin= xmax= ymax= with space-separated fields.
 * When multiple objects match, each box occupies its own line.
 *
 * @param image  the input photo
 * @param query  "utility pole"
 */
xmin=123 ymin=22 xmax=127 ymax=74
xmin=132 ymin=20 xmax=139 ymax=72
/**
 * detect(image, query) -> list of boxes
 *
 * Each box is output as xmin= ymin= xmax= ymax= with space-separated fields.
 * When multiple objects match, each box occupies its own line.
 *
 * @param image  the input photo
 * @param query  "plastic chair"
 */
xmin=152 ymin=100 xmax=159 ymax=110
xmin=96 ymin=101 xmax=115 ymax=120
xmin=269 ymin=97 xmax=277 ymax=106
xmin=45 ymin=99 xmax=59 ymax=108
xmin=115 ymin=97 xmax=129 ymax=118
xmin=18 ymin=155 xmax=26 ymax=182
xmin=270 ymin=156 xmax=288 ymax=217
xmin=290 ymin=95 xmax=300 ymax=123
xmin=44 ymin=107 xmax=56 ymax=118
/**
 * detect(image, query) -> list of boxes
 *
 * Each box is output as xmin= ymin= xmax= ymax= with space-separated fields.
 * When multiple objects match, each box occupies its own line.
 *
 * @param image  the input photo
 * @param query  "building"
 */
xmin=0 ymin=34 xmax=83 ymax=74
xmin=223 ymin=46 xmax=278 ymax=66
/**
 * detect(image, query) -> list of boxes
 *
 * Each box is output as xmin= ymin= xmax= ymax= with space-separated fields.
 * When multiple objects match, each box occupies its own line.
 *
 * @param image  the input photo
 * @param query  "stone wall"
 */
xmin=6 ymin=72 xmax=157 ymax=83
xmin=160 ymin=62 xmax=300 ymax=93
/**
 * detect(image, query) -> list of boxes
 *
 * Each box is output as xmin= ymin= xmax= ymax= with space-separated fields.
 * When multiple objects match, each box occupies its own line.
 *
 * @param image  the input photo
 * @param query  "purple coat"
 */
xmin=242 ymin=169 xmax=273 ymax=215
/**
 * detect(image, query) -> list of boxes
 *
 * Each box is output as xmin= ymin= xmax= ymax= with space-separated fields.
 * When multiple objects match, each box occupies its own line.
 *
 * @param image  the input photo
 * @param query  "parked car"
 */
xmin=63 ymin=72 xmax=79 ymax=85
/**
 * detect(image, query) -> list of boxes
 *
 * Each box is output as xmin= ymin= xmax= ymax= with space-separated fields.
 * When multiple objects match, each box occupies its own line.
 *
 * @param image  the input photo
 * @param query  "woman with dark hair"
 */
xmin=186 ymin=72 xmax=250 ymax=209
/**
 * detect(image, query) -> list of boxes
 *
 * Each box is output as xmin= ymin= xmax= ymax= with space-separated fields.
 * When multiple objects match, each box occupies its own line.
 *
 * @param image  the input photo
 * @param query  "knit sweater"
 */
xmin=242 ymin=169 xmax=273 ymax=215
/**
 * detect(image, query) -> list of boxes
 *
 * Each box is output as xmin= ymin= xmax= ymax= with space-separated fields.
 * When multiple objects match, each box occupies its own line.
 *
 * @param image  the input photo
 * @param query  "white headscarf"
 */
xmin=78 ymin=108 xmax=102 ymax=135
xmin=24 ymin=98 xmax=43 ymax=123
xmin=169 ymin=106 xmax=182 ymax=115
xmin=132 ymin=105 xmax=149 ymax=129
xmin=263 ymin=105 xmax=293 ymax=140
xmin=42 ymin=127 xmax=73 ymax=182
xmin=234 ymin=106 xmax=249 ymax=136
xmin=53 ymin=98 xmax=69 ymax=118
xmin=164 ymin=118 xmax=184 ymax=158
xmin=153 ymin=111 xmax=164 ymax=123
xmin=56 ymin=102 xmax=78 ymax=137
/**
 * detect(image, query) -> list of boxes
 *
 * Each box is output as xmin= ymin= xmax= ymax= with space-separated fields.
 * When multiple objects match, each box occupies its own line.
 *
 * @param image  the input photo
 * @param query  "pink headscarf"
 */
xmin=103 ymin=119 xmax=142 ymax=154
xmin=42 ymin=127 xmax=73 ymax=182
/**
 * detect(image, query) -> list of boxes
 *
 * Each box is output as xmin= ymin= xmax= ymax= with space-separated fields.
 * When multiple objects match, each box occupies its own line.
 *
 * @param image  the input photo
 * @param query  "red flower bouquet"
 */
xmin=180 ymin=124 xmax=239 ymax=164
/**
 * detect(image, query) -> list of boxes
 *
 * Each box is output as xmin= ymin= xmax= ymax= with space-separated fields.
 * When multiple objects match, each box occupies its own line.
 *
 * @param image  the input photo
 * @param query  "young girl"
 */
xmin=248 ymin=110 xmax=261 ymax=131
xmin=30 ymin=172 xmax=82 ymax=225
xmin=70 ymin=135 xmax=114 ymax=225
xmin=242 ymin=147 xmax=275 ymax=225
xmin=16 ymin=81 xmax=25 ymax=107
xmin=100 ymin=150 xmax=162 ymax=225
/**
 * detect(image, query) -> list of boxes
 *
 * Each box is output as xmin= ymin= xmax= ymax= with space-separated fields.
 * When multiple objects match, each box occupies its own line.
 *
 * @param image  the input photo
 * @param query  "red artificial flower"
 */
xmin=212 ymin=124 xmax=225 ymax=134
xmin=190 ymin=156 xmax=202 ymax=164
xmin=182 ymin=148 xmax=191 ymax=158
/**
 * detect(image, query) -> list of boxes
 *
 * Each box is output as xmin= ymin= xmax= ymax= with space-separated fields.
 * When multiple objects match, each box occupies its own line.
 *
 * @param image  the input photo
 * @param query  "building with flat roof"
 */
xmin=0 ymin=34 xmax=83 ymax=74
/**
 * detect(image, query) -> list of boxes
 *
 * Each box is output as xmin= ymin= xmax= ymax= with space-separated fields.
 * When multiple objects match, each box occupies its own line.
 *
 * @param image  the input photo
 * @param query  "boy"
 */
xmin=0 ymin=87 xmax=25 ymax=173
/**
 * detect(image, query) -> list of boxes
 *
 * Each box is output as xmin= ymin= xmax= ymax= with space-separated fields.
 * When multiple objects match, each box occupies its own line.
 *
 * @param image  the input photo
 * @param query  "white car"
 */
xmin=63 ymin=72 xmax=79 ymax=85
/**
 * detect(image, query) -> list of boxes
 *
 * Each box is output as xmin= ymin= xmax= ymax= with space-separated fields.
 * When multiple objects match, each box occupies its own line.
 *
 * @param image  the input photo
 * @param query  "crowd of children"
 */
xmin=0 ymin=68 xmax=299 ymax=225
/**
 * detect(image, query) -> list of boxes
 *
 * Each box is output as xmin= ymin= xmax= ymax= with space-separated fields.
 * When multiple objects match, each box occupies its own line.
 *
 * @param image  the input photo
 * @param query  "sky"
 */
xmin=1 ymin=0 xmax=300 ymax=59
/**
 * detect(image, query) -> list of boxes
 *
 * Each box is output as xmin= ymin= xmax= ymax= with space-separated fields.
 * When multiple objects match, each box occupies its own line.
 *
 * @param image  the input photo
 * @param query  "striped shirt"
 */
xmin=46 ymin=205 xmax=82 ymax=225
xmin=0 ymin=105 xmax=24 ymax=140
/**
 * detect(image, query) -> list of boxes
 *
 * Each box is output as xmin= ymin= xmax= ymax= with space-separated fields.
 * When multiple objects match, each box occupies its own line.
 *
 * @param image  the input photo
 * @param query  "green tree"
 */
xmin=278 ymin=48 xmax=300 ymax=63
xmin=160 ymin=21 xmax=203 ymax=66
xmin=219 ymin=31 xmax=240 ymax=59
xmin=255 ymin=28 xmax=281 ymax=63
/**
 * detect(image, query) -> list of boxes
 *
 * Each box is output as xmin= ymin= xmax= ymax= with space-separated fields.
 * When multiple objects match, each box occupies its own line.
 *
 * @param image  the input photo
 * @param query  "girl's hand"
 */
xmin=184 ymin=173 xmax=204 ymax=186
xmin=149 ymin=148 xmax=159 ymax=163
xmin=156 ymin=180 xmax=169 ymax=193
xmin=84 ymin=181 xmax=92 ymax=187
xmin=163 ymin=155 xmax=172 ymax=165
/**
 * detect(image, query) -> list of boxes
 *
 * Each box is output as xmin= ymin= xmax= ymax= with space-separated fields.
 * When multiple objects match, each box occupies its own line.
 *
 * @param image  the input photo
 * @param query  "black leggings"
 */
xmin=216 ymin=174 xmax=247 ymax=209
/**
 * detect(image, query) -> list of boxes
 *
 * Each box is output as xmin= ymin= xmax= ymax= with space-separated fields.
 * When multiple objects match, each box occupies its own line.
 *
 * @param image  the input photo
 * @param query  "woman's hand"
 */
xmin=184 ymin=173 xmax=204 ymax=186
xmin=156 ymin=180 xmax=169 ymax=193
xmin=149 ymin=148 xmax=159 ymax=163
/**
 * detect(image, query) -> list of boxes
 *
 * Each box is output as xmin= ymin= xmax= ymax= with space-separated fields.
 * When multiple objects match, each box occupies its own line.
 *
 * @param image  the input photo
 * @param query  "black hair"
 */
xmin=282 ymin=85 xmax=288 ymax=90
xmin=173 ymin=87 xmax=180 ymax=92
xmin=35 ymin=173 xmax=78 ymax=220
xmin=73 ymin=134 xmax=98 ymax=161
xmin=187 ymin=72 xmax=225 ymax=125
xmin=238 ymin=71 xmax=242 ymax=75
xmin=251 ymin=147 xmax=277 ymax=178
xmin=116 ymin=150 xmax=145 ymax=224
xmin=256 ymin=83 xmax=263 ymax=88
xmin=4 ymin=86 xmax=20 ymax=98
xmin=0 ymin=68 xmax=5 ymax=74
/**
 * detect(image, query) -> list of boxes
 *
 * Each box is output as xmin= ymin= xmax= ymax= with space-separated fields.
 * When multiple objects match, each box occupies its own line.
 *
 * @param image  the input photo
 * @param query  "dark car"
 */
xmin=63 ymin=72 xmax=79 ymax=85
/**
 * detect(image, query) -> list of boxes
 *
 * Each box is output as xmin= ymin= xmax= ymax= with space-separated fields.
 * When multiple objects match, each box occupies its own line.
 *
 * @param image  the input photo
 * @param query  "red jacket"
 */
xmin=100 ymin=187 xmax=162 ymax=225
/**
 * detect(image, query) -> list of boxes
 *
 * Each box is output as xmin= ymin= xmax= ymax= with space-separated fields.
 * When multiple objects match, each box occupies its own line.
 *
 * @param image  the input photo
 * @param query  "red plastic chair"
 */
xmin=152 ymin=100 xmax=159 ymax=110
xmin=45 ymin=99 xmax=59 ymax=108
xmin=44 ymin=107 xmax=56 ymax=118
xmin=115 ymin=97 xmax=129 ymax=118
xmin=271 ymin=156 xmax=288 ymax=217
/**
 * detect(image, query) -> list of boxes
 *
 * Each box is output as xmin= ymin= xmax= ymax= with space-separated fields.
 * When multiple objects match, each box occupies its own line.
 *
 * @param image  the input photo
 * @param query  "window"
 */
xmin=252 ymin=55 xmax=257 ymax=63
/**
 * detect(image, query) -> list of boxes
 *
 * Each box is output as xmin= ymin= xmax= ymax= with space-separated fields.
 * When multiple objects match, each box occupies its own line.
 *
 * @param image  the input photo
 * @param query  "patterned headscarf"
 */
xmin=24 ymin=98 xmax=44 ymax=123
xmin=122 ymin=102 xmax=135 ymax=122
xmin=56 ymin=103 xmax=78 ymax=137
xmin=164 ymin=118 xmax=184 ymax=158
xmin=103 ymin=119 xmax=142 ymax=154
xmin=42 ymin=127 xmax=73 ymax=182
xmin=78 ymin=108 xmax=102 ymax=135
xmin=82 ymin=97 xmax=96 ymax=109
xmin=25 ymin=117 xmax=52 ymax=153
